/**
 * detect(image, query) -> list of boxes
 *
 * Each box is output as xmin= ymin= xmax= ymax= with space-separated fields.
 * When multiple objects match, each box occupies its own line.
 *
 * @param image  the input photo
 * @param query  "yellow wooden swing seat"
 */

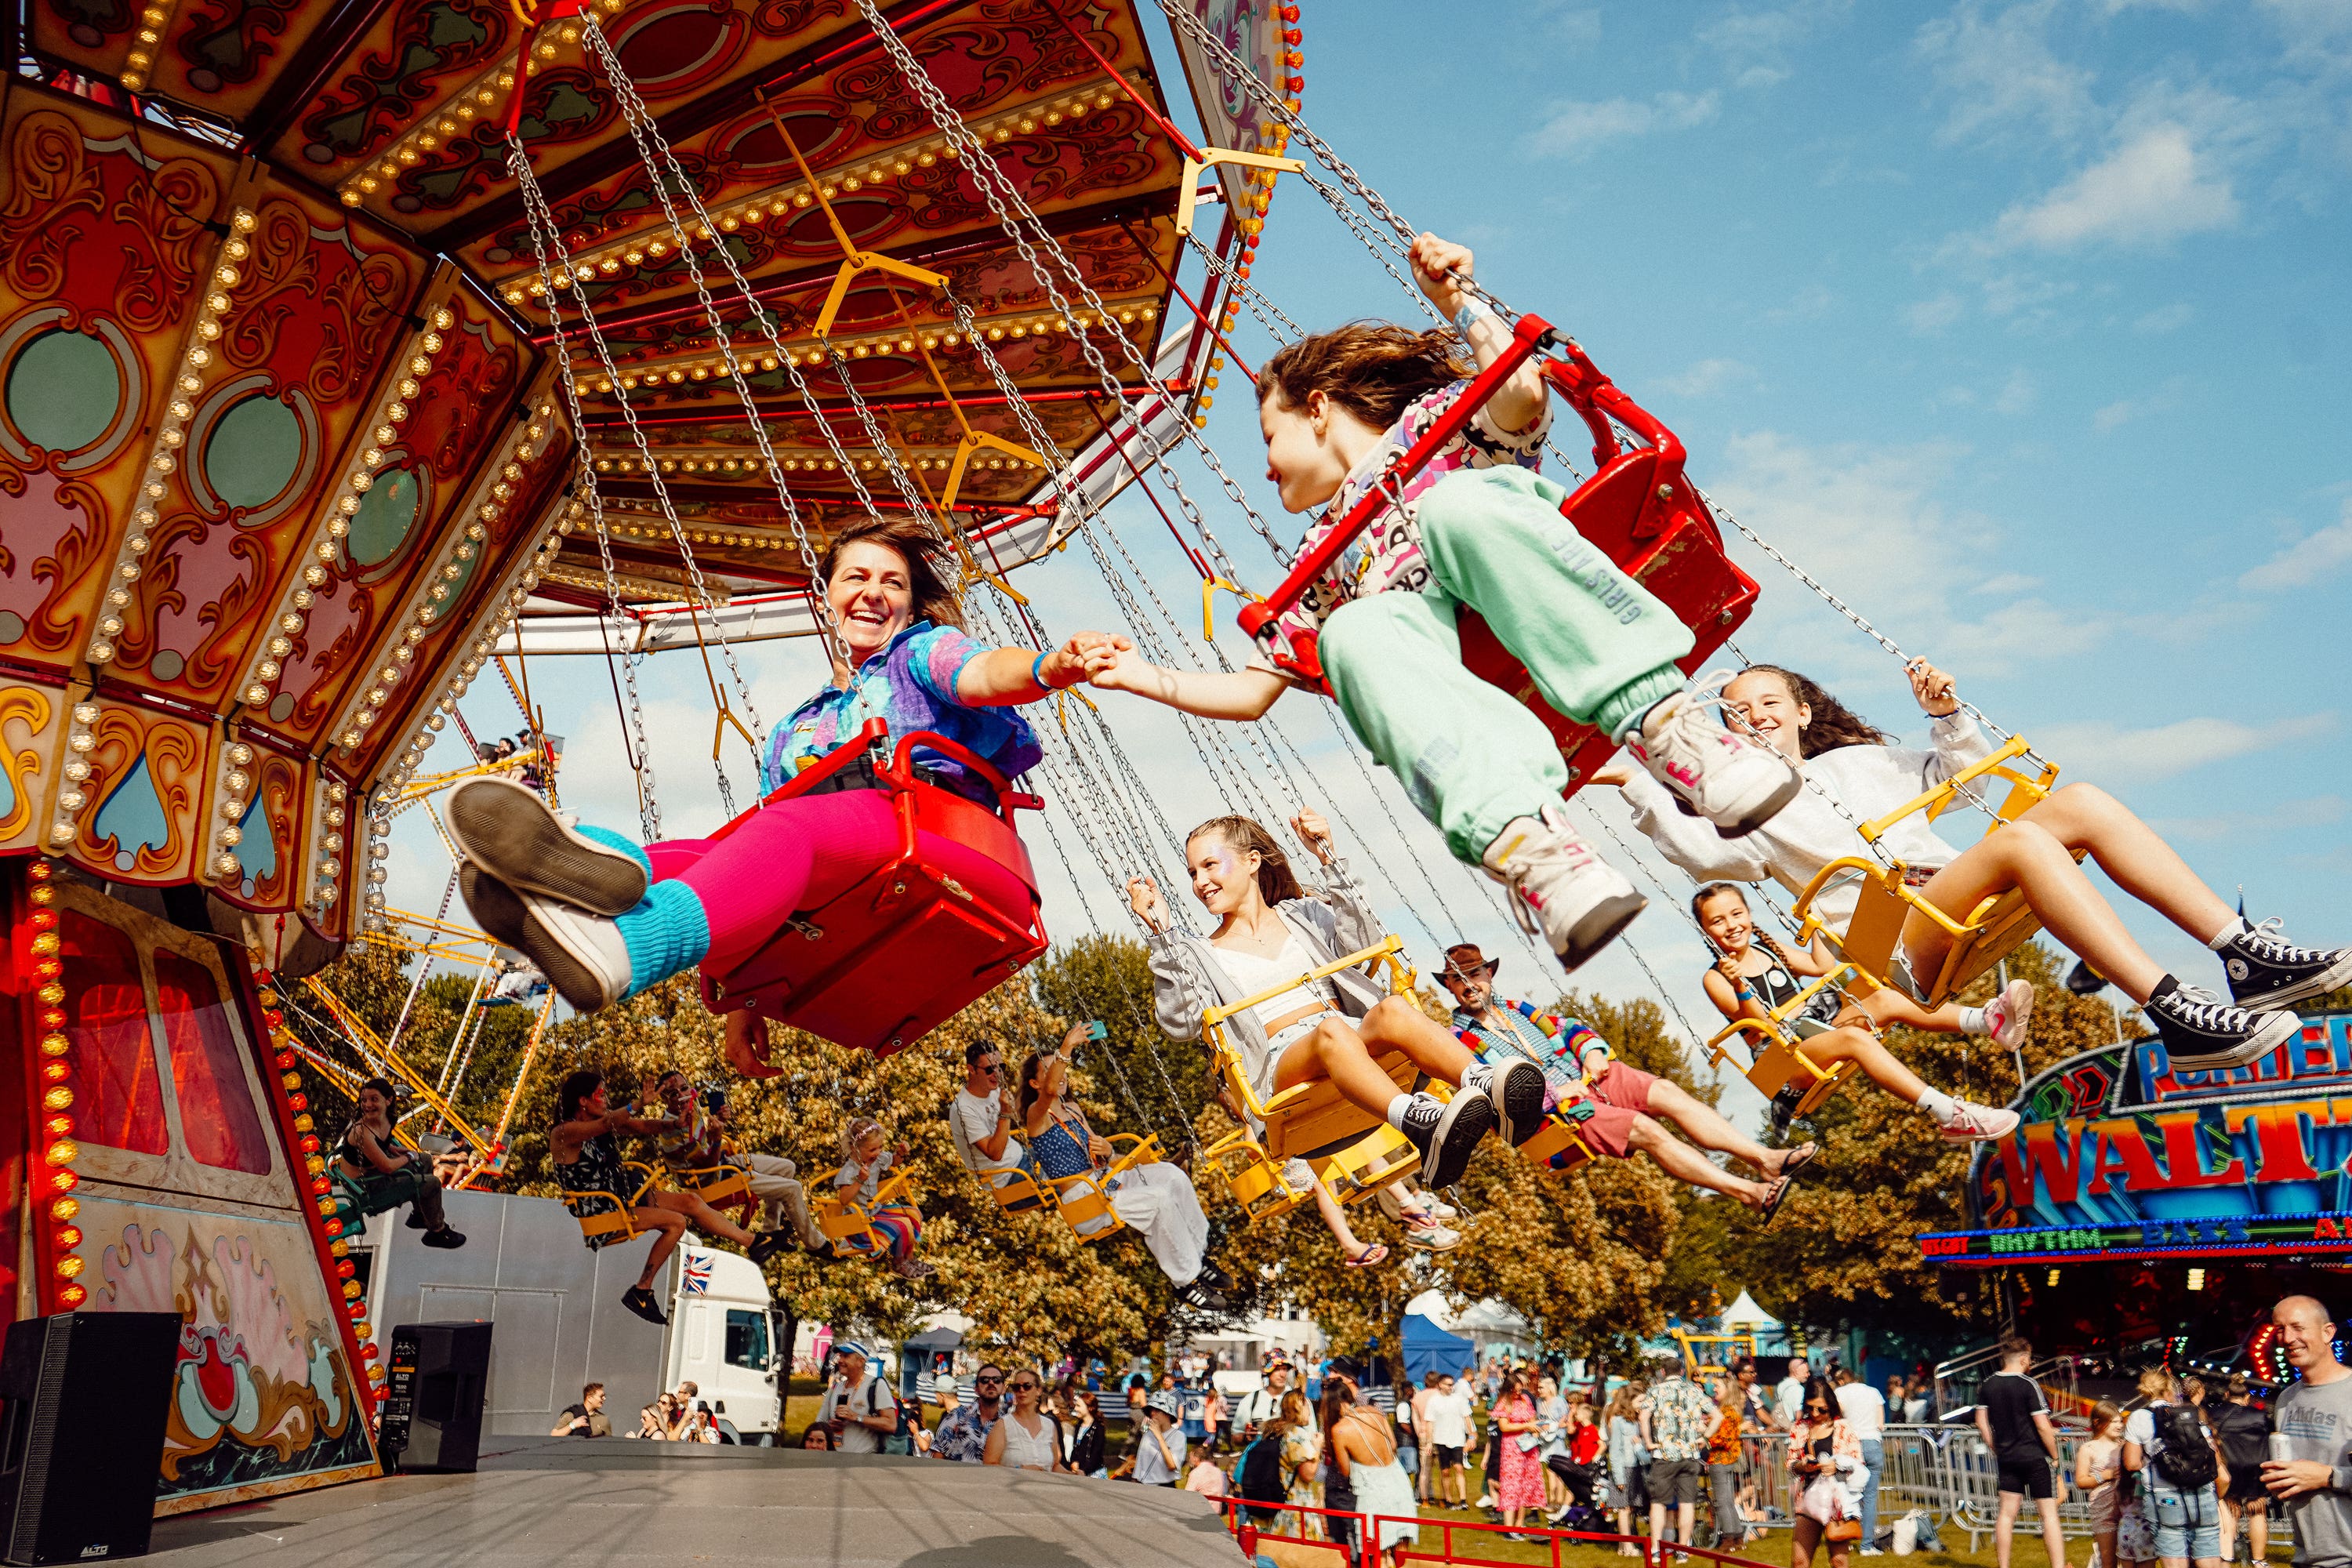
xmin=668 ymin=1157 xmax=755 ymax=1214
xmin=1044 ymin=1133 xmax=1164 ymax=1244
xmin=563 ymin=1159 xmax=662 ymax=1247
xmin=813 ymin=1171 xmax=920 ymax=1255
xmin=1704 ymin=961 xmax=1864 ymax=1127
xmin=1791 ymin=735 xmax=2071 ymax=1012
xmin=1203 ymin=935 xmax=1426 ymax=1225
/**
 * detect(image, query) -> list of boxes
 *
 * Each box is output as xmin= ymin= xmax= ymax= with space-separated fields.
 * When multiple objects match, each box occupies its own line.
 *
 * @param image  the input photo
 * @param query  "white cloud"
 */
xmin=1993 ymin=368 xmax=2038 ymax=414
xmin=1704 ymin=430 xmax=2111 ymax=677
xmin=2154 ymin=794 xmax=2347 ymax=843
xmin=1915 ymin=0 xmax=2097 ymax=145
xmin=1530 ymin=1 xmax=1602 ymax=48
xmin=1988 ymin=124 xmax=2240 ymax=250
xmin=2092 ymin=374 xmax=2187 ymax=431
xmin=2240 ymin=500 xmax=2352 ymax=591
xmin=1523 ymin=91 xmax=1721 ymax=160
xmin=2034 ymin=713 xmax=2338 ymax=782
xmin=1908 ymin=292 xmax=1965 ymax=334
xmin=1698 ymin=0 xmax=1852 ymax=89
xmin=1660 ymin=358 xmax=1755 ymax=397
xmin=2132 ymin=301 xmax=2194 ymax=333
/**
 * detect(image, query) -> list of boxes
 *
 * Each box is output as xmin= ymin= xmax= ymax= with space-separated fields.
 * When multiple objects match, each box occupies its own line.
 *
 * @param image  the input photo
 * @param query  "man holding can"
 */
xmin=2266 ymin=1295 xmax=2352 ymax=1568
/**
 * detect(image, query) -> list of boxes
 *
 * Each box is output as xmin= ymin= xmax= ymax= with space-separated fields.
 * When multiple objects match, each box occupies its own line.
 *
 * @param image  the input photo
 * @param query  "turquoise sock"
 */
xmin=575 ymin=823 xmax=653 ymax=877
xmin=613 ymin=881 xmax=710 ymax=999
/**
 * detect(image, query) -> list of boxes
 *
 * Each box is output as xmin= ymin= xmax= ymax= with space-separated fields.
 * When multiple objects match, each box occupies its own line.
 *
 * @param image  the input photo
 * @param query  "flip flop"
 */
xmin=1776 ymin=1142 xmax=1820 ymax=1181
xmin=1345 ymin=1244 xmax=1391 ymax=1269
xmin=1757 ymin=1175 xmax=1791 ymax=1228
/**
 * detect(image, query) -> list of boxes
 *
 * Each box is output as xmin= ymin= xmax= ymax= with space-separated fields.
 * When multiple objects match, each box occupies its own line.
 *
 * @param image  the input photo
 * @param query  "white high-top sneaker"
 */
xmin=1624 ymin=682 xmax=1804 ymax=837
xmin=1482 ymin=804 xmax=1647 ymax=972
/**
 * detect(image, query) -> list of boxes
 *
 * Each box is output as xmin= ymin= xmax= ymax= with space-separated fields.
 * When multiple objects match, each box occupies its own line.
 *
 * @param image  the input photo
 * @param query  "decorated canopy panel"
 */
xmin=3 ymin=0 xmax=1288 ymax=934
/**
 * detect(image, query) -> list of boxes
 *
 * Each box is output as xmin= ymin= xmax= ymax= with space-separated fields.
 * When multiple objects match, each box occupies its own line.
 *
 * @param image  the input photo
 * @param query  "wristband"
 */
xmin=1453 ymin=299 xmax=1493 ymax=337
xmin=1030 ymin=650 xmax=1056 ymax=691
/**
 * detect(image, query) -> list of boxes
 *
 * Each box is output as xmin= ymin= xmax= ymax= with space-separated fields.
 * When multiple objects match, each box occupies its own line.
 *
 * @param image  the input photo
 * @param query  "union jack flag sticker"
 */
xmin=682 ymin=1254 xmax=712 ymax=1295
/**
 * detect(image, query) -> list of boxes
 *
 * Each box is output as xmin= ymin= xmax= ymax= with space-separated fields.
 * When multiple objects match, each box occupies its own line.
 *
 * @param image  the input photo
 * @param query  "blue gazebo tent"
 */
xmin=1401 ymin=1309 xmax=1476 ymax=1383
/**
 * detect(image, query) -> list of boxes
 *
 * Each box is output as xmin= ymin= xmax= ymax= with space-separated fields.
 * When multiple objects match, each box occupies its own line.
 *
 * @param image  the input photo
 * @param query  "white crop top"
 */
xmin=1212 ymin=931 xmax=1338 ymax=1028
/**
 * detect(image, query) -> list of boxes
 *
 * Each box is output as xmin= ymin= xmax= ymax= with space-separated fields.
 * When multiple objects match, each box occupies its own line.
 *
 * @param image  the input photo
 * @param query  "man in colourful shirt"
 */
xmin=1437 ymin=943 xmax=1813 ymax=1214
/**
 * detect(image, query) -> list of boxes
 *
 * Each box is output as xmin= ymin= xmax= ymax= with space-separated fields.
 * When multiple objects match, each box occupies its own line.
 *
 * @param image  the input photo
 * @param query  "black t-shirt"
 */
xmin=559 ymin=1403 xmax=611 ymax=1437
xmin=1980 ymin=1371 xmax=2048 ymax=1458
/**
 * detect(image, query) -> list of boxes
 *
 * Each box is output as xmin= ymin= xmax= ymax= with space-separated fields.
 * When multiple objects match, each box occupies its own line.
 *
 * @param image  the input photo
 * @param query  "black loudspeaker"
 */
xmin=0 ymin=1310 xmax=182 ymax=1564
xmin=379 ymin=1322 xmax=492 ymax=1473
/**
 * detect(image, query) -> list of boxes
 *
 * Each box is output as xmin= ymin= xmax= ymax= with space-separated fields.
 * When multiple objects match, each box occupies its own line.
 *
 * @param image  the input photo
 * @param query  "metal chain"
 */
xmin=855 ymin=1 xmax=1298 ymax=575
xmin=1184 ymin=230 xmax=1303 ymax=342
xmin=1150 ymin=0 xmax=1518 ymax=325
xmin=503 ymin=140 xmax=659 ymax=835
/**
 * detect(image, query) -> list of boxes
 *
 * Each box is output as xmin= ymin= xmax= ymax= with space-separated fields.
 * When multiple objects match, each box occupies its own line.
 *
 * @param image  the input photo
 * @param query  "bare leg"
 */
xmin=1849 ymin=989 xmax=1978 ymax=1033
xmin=1310 ymin=1178 xmax=1380 ymax=1262
xmin=1995 ymin=1489 xmax=2022 ymax=1568
xmin=1644 ymin=1078 xmax=1802 ymax=1176
xmin=2034 ymin=1496 xmax=2065 ymax=1568
xmin=630 ymin=1208 xmax=684 ymax=1287
xmin=648 ymin=1188 xmax=759 ymax=1247
xmin=2024 ymin=782 xmax=2237 ymax=945
xmin=1624 ymin=1116 xmax=1772 ymax=1207
xmin=1905 ymin=818 xmax=2166 ymax=1002
xmin=1273 ymin=997 xmax=1478 ymax=1118
xmin=1796 ymin=1026 xmax=1933 ymax=1105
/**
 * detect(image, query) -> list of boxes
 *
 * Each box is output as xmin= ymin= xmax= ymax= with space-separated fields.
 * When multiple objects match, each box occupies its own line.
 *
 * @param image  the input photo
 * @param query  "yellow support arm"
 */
xmin=1178 ymin=147 xmax=1306 ymax=237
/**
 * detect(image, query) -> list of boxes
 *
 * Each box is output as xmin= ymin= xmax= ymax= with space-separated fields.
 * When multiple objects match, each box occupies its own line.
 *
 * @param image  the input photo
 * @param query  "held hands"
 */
xmin=1905 ymin=658 xmax=1959 ymax=718
xmin=1127 ymin=874 xmax=1171 ymax=933
xmin=1040 ymin=631 xmax=1133 ymax=691
xmin=1409 ymin=232 xmax=1475 ymax=317
xmin=1084 ymin=641 xmax=1158 ymax=695
xmin=1289 ymin=810 xmax=1335 ymax=864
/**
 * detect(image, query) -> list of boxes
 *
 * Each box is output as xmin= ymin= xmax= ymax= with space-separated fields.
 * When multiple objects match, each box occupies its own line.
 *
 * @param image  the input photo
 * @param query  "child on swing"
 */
xmin=1613 ymin=660 xmax=2350 ymax=1070
xmin=832 ymin=1116 xmax=933 ymax=1281
xmin=1091 ymin=234 xmax=1802 ymax=977
xmin=1691 ymin=883 xmax=2034 ymax=1047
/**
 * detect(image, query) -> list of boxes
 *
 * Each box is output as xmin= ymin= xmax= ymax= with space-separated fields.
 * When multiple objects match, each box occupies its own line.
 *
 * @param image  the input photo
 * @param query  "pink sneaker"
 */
xmin=1939 ymin=1102 xmax=2020 ymax=1142
xmin=1624 ymin=681 xmax=1803 ymax=837
xmin=1982 ymin=978 xmax=2034 ymax=1049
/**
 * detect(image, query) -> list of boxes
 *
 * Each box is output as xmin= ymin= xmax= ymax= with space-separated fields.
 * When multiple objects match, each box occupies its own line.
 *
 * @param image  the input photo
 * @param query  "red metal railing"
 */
xmin=1219 ymin=1496 xmax=1779 ymax=1568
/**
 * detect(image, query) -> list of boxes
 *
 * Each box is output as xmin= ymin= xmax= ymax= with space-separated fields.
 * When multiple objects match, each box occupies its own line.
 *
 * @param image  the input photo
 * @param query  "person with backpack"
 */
xmin=828 ymin=1348 xmax=906 ymax=1456
xmin=2208 ymin=1373 xmax=2272 ymax=1566
xmin=2126 ymin=1367 xmax=2227 ymax=1568
xmin=1237 ymin=1409 xmax=1295 ymax=1528
xmin=1975 ymin=1336 xmax=2067 ymax=1568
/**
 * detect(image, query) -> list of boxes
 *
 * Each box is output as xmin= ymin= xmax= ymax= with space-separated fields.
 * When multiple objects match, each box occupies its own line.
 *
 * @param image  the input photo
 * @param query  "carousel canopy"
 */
xmin=0 ymin=0 xmax=1288 ymax=940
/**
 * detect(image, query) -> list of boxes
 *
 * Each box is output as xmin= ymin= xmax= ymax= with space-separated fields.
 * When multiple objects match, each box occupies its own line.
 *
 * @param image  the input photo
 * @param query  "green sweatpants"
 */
xmin=1319 ymin=465 xmax=1692 ymax=863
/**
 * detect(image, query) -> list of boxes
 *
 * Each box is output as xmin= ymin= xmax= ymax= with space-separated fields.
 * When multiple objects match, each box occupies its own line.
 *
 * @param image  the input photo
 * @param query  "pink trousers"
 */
xmin=648 ymin=789 xmax=1031 ymax=978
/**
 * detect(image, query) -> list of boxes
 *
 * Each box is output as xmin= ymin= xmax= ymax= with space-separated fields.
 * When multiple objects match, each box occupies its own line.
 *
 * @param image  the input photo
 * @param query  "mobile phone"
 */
xmin=1086 ymin=1022 xmax=1108 ymax=1041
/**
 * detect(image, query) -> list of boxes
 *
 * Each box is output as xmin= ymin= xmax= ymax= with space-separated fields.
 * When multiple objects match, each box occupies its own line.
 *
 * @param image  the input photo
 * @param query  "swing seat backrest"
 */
xmin=673 ymin=1160 xmax=753 ymax=1213
xmin=950 ymin=1107 xmax=1055 ymax=1214
xmin=564 ymin=1159 xmax=661 ymax=1247
xmin=699 ymin=719 xmax=1047 ymax=1058
xmin=1793 ymin=737 xmax=2068 ymax=1010
xmin=1704 ymin=1017 xmax=1853 ymax=1122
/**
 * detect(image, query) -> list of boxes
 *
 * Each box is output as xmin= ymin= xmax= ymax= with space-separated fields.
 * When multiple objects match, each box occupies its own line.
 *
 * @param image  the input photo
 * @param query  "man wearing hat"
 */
xmin=1437 ymin=943 xmax=1813 ymax=1212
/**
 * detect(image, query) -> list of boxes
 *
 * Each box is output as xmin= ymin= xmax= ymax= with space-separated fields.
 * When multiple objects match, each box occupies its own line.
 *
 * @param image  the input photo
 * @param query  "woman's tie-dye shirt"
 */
xmin=761 ymin=620 xmax=1042 ymax=800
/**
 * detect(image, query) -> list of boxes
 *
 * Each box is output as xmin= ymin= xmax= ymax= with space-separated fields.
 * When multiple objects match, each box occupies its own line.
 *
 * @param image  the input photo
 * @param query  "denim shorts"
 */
xmin=2151 ymin=1485 xmax=2220 ymax=1562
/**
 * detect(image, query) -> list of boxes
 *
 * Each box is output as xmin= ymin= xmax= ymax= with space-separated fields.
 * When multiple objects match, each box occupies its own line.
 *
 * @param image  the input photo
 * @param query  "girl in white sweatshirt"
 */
xmin=1610 ymin=659 xmax=2349 ymax=1074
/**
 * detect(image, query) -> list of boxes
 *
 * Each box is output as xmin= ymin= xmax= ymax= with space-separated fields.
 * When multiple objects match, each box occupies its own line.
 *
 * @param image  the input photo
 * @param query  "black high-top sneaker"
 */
xmin=2147 ymin=977 xmax=2299 ymax=1071
xmin=2219 ymin=920 xmax=2352 ymax=1010
xmin=1395 ymin=1091 xmax=1498 ymax=1189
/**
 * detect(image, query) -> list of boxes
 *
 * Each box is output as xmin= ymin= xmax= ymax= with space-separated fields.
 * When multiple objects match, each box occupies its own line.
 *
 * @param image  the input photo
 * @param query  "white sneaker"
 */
xmin=1482 ymin=804 xmax=1647 ymax=971
xmin=1400 ymin=1214 xmax=1462 ymax=1251
xmin=1938 ymin=1102 xmax=2020 ymax=1143
xmin=1623 ymin=680 xmax=1803 ymax=837
xmin=1982 ymin=978 xmax=2034 ymax=1049
xmin=514 ymin=885 xmax=633 ymax=1012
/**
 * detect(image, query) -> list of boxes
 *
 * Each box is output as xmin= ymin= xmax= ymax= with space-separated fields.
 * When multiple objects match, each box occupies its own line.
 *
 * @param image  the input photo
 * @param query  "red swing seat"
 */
xmin=696 ymin=717 xmax=1047 ymax=1058
xmin=1236 ymin=314 xmax=1759 ymax=805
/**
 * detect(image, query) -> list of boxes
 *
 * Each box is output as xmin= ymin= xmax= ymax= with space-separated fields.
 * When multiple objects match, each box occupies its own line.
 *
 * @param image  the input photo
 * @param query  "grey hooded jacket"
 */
xmin=1144 ymin=857 xmax=1392 ymax=1105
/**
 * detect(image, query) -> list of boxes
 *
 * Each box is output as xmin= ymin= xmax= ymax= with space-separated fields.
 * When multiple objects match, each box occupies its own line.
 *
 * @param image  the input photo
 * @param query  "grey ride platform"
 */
xmin=147 ymin=1436 xmax=1245 ymax=1568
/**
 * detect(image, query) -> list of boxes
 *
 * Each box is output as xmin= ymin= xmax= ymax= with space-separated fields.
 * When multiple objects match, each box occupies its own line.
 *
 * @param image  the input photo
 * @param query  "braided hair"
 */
xmin=1690 ymin=882 xmax=1795 ymax=966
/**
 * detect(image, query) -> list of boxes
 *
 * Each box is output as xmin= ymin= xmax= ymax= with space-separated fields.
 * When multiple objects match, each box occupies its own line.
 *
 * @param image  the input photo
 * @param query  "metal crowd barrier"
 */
xmin=1738 ymin=1426 xmax=2292 ymax=1555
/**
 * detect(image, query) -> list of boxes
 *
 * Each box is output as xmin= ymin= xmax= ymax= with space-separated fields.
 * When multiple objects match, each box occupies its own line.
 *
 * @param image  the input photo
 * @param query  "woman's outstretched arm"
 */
xmin=955 ymin=631 xmax=1127 ymax=706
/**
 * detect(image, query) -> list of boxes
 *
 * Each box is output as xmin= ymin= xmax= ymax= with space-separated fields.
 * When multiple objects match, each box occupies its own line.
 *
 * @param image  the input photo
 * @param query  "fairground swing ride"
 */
xmin=0 ymin=0 xmax=2077 ymax=1520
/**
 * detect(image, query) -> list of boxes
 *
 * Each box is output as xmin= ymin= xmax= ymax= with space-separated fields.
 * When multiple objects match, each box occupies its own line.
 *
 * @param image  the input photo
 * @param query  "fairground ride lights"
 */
xmin=23 ymin=859 xmax=86 ymax=1308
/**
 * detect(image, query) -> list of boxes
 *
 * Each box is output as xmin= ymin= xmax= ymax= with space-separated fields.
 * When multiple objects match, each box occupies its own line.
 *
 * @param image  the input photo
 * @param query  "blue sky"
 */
xmin=385 ymin=0 xmax=2351 ymax=1124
